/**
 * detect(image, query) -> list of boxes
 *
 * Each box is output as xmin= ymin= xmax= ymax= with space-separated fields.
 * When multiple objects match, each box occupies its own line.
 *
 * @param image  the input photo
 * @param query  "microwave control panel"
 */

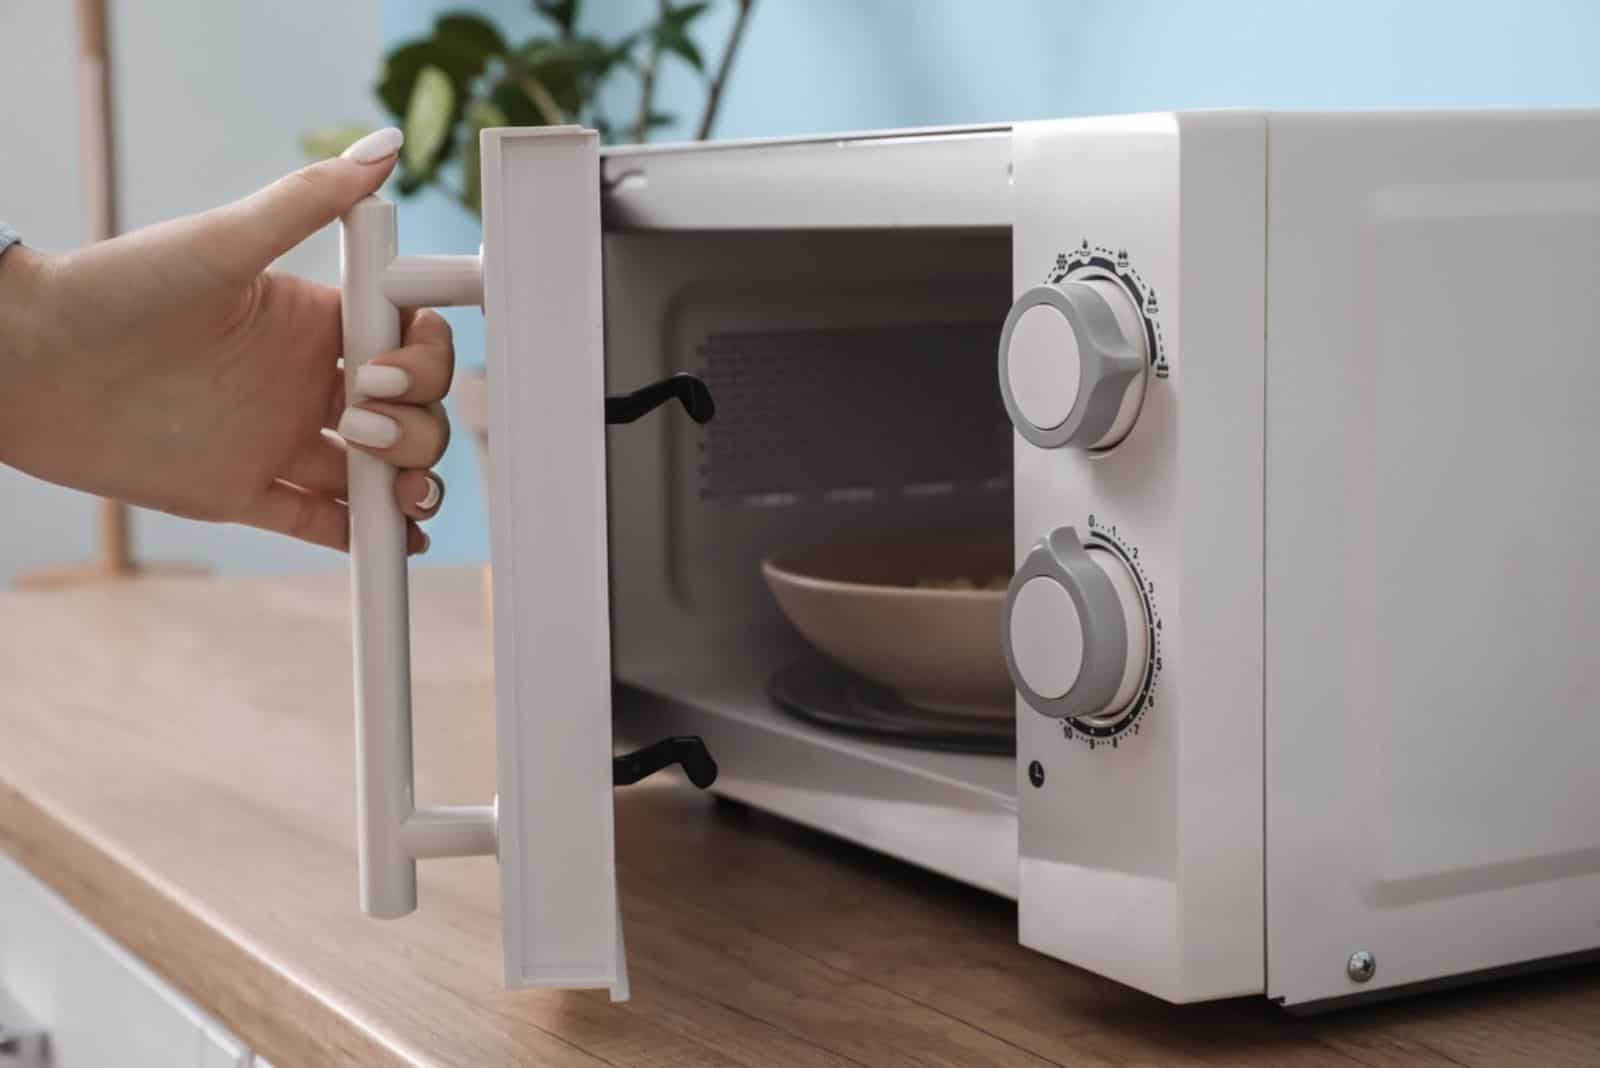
xmin=999 ymin=234 xmax=1169 ymax=748
xmin=1009 ymin=112 xmax=1266 ymax=1003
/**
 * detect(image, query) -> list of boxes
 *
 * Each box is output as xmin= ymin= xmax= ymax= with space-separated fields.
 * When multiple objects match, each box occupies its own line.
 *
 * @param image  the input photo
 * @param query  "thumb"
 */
xmin=202 ymin=127 xmax=404 ymax=276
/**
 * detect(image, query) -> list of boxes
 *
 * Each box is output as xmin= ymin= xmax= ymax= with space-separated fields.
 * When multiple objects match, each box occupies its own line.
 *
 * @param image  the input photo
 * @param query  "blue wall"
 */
xmin=385 ymin=0 xmax=1600 ymax=562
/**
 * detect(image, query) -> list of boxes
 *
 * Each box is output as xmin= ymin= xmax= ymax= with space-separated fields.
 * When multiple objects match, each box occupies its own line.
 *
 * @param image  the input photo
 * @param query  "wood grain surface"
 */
xmin=1 ymin=568 xmax=1596 ymax=1067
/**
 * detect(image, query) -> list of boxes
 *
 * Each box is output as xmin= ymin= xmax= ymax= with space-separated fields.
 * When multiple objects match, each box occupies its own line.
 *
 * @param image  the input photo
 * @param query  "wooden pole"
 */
xmin=75 ymin=0 xmax=117 ymax=243
xmin=77 ymin=0 xmax=137 ymax=578
xmin=15 ymin=0 xmax=204 ymax=588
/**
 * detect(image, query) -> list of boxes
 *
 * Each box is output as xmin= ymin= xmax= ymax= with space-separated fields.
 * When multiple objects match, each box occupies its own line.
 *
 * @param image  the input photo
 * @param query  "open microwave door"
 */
xmin=479 ymin=127 xmax=625 ymax=997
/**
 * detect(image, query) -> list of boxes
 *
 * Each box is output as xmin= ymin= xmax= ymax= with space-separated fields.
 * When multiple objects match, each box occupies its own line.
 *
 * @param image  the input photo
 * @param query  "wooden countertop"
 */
xmin=2 ymin=568 xmax=1598 ymax=1067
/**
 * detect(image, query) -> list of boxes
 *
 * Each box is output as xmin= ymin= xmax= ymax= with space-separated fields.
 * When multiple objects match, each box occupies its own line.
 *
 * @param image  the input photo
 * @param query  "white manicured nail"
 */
xmin=417 ymin=474 xmax=442 ymax=511
xmin=341 ymin=127 xmax=403 ymax=164
xmin=355 ymin=364 xmax=409 ymax=399
xmin=337 ymin=407 xmax=400 ymax=448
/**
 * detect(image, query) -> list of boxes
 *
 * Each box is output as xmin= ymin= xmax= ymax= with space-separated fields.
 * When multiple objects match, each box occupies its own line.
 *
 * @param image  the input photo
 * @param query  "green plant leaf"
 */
xmin=609 ymin=32 xmax=641 ymax=57
xmin=515 ymin=36 xmax=620 ymax=98
xmin=435 ymin=12 xmax=506 ymax=59
xmin=511 ymin=35 xmax=620 ymax=120
xmin=660 ymin=2 xmax=711 ymax=30
xmin=460 ymin=97 xmax=507 ymax=217
xmin=466 ymin=97 xmax=509 ymax=135
xmin=403 ymin=65 xmax=456 ymax=173
xmin=489 ymin=79 xmax=545 ymax=127
xmin=533 ymin=0 xmax=581 ymax=36
xmin=652 ymin=2 xmax=709 ymax=71
xmin=396 ymin=167 xmax=428 ymax=196
xmin=652 ymin=25 xmax=703 ymax=71
xmin=376 ymin=38 xmax=491 ymax=118
xmin=519 ymin=37 xmax=614 ymax=73
xmin=298 ymin=124 xmax=375 ymax=161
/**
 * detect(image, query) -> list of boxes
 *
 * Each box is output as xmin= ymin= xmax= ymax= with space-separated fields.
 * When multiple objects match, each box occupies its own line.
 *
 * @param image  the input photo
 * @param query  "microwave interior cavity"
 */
xmin=606 ymin=227 xmax=1020 ymax=891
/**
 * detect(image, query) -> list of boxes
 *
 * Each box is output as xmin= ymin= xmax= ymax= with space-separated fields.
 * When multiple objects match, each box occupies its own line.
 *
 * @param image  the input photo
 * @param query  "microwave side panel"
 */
xmin=479 ymin=127 xmax=623 ymax=995
xmin=1263 ymin=110 xmax=1600 ymax=1007
xmin=1011 ymin=111 xmax=1266 ymax=1003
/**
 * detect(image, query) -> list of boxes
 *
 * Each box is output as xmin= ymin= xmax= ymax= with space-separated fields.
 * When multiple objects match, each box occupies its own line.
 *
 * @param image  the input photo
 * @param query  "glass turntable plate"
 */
xmin=768 ymin=658 xmax=1015 ymax=756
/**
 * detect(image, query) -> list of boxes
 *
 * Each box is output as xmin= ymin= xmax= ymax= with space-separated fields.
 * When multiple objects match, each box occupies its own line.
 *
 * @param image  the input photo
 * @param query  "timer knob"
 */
xmin=997 ymin=278 xmax=1148 ymax=450
xmin=1003 ymin=527 xmax=1148 ymax=723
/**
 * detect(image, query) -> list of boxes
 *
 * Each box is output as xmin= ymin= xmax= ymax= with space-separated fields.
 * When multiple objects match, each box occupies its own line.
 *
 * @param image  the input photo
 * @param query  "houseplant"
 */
xmin=303 ymin=0 xmax=756 ymax=215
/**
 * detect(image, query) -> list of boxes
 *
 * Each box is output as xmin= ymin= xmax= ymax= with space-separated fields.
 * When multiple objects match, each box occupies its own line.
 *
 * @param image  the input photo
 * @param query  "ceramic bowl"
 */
xmin=761 ymin=539 xmax=1014 ymax=718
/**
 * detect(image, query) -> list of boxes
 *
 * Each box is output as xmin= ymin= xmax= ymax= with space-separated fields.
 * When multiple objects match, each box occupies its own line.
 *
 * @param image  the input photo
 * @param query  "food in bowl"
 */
xmin=915 ymin=574 xmax=1010 ymax=591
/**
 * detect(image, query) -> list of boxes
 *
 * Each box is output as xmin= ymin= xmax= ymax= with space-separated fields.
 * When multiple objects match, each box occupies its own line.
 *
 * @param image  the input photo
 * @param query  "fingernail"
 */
xmin=341 ymin=127 xmax=403 ymax=164
xmin=355 ymin=364 xmax=409 ymax=399
xmin=337 ymin=407 xmax=401 ymax=448
xmin=417 ymin=474 xmax=442 ymax=511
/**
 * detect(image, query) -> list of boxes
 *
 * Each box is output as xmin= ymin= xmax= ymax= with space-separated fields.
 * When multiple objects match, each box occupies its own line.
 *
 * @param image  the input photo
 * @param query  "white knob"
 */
xmin=998 ymin=279 xmax=1148 ymax=450
xmin=1003 ymin=527 xmax=1148 ymax=723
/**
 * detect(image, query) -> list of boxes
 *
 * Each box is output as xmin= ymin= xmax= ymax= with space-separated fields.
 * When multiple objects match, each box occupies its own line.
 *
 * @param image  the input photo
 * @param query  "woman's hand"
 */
xmin=0 ymin=127 xmax=449 ymax=553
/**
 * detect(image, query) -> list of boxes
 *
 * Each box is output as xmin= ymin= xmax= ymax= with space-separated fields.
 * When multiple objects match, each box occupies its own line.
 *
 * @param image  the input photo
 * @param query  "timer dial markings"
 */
xmin=1072 ymin=519 xmax=1162 ymax=743
xmin=1083 ymin=542 xmax=1149 ymax=722
xmin=1051 ymin=240 xmax=1169 ymax=380
xmin=1004 ymin=519 xmax=1163 ymax=746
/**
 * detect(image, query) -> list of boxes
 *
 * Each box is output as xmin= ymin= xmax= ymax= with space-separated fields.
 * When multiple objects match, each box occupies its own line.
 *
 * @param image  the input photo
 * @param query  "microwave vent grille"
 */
xmin=693 ymin=321 xmax=1011 ymax=506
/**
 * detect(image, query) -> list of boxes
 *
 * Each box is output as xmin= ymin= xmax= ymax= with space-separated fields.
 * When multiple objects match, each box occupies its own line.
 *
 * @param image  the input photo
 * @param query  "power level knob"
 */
xmin=998 ymin=279 xmax=1148 ymax=450
xmin=1003 ymin=527 xmax=1148 ymax=723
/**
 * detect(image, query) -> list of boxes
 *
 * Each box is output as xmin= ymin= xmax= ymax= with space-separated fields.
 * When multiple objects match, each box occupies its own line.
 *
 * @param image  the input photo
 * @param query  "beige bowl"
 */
xmin=761 ymin=539 xmax=1014 ymax=718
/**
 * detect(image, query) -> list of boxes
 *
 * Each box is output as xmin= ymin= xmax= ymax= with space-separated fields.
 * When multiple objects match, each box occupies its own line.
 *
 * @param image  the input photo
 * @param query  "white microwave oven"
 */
xmin=335 ymin=109 xmax=1600 ymax=1011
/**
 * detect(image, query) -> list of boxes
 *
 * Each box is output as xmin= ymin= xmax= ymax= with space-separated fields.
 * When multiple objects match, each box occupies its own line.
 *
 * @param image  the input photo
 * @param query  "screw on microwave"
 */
xmin=1027 ymin=760 xmax=1045 ymax=788
xmin=605 ymin=371 xmax=716 ymax=425
xmin=1346 ymin=950 xmax=1376 ymax=983
xmin=613 ymin=735 xmax=719 ymax=790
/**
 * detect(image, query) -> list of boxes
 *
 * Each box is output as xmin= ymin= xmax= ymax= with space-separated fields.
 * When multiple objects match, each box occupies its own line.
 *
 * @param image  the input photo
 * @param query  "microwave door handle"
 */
xmin=341 ymin=196 xmax=491 ymax=917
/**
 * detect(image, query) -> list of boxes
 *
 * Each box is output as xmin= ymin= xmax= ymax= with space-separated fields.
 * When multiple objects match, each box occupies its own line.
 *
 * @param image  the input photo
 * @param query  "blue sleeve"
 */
xmin=0 ymin=222 xmax=19 ymax=258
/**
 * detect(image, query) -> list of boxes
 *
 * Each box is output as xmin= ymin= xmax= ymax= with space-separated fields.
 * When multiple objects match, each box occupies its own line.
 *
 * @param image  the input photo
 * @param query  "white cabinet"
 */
xmin=0 ymin=852 xmax=251 ymax=1067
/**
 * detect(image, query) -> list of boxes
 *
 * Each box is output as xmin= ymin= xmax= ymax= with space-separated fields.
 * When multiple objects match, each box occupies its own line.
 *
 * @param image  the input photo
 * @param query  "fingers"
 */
xmin=336 ymin=400 xmax=450 ymax=470
xmin=279 ymin=430 xmax=349 ymax=497
xmin=280 ymin=429 xmax=444 ymax=524
xmin=336 ymin=310 xmax=454 ymax=512
xmin=240 ymin=480 xmax=431 ymax=554
xmin=239 ymin=481 xmax=350 ymax=552
xmin=408 ymin=521 xmax=430 ymax=555
xmin=198 ymin=127 xmax=403 ymax=279
xmin=320 ymin=270 xmax=454 ymax=541
xmin=394 ymin=468 xmax=445 ymax=521
xmin=350 ymin=310 xmax=455 ymax=405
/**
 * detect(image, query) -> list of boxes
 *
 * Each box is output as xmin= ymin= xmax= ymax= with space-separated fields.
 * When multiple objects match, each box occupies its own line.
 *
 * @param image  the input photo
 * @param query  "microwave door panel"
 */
xmin=479 ymin=127 xmax=624 ymax=996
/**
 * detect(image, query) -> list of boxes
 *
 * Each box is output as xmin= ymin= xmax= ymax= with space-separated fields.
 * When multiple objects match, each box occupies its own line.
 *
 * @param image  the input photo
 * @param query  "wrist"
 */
xmin=0 ymin=246 xmax=64 ymax=465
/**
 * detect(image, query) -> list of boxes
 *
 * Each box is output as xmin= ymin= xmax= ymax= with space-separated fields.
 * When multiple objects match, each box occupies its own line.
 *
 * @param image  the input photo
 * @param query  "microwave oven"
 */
xmin=336 ymin=109 xmax=1600 ymax=1011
